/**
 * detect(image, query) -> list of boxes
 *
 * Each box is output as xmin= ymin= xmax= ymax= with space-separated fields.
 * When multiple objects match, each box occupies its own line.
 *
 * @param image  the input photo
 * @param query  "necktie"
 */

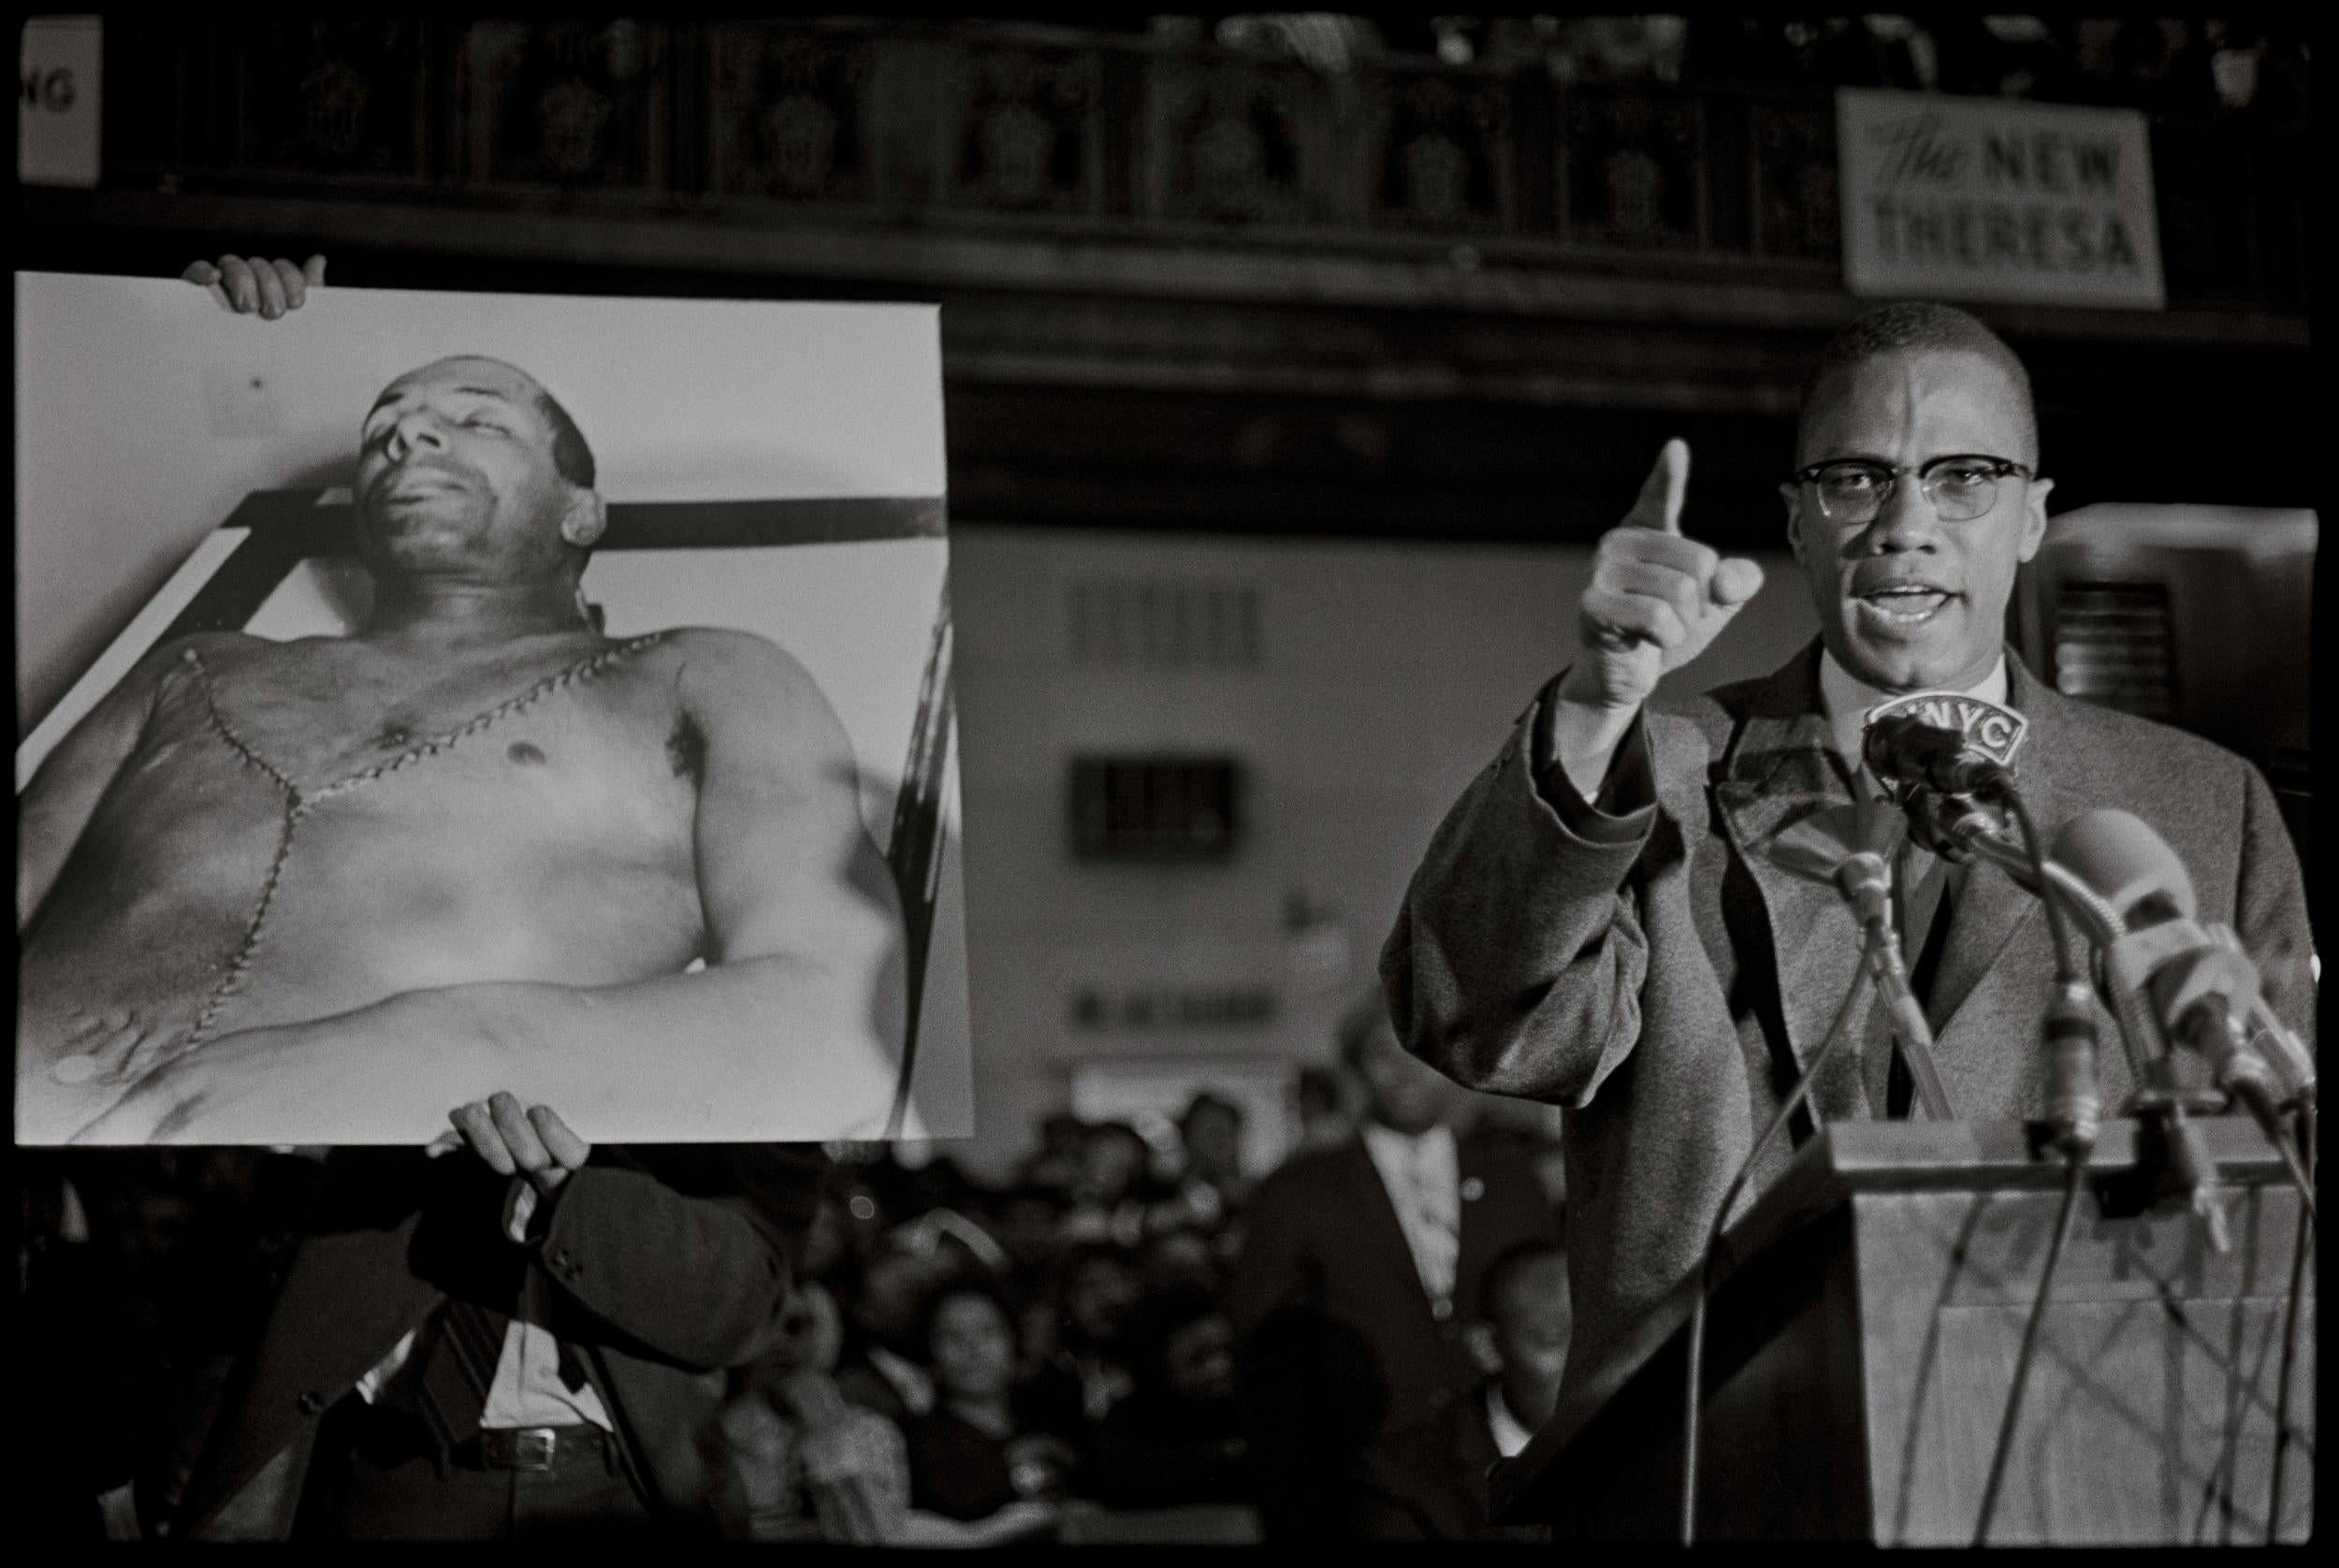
xmin=1888 ymin=841 xmax=1957 ymax=1118
xmin=404 ymin=1298 xmax=510 ymax=1449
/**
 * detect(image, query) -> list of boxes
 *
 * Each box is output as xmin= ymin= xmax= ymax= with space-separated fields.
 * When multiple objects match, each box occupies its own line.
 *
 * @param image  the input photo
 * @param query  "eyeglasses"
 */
xmin=1794 ymin=455 xmax=2034 ymax=525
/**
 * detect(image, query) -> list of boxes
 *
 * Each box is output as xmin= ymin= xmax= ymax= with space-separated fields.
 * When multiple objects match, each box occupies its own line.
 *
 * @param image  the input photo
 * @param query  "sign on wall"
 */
xmin=1836 ymin=88 xmax=2164 ymax=311
xmin=21 ymin=15 xmax=102 ymax=188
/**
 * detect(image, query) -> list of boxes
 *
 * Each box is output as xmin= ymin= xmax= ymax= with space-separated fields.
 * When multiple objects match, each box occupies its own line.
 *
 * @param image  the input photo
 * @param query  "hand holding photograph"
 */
xmin=16 ymin=274 xmax=968 ymax=1146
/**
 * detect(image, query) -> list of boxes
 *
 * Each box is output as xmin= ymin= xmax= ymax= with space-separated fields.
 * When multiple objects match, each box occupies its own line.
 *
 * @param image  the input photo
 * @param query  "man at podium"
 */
xmin=1381 ymin=301 xmax=2314 ymax=1400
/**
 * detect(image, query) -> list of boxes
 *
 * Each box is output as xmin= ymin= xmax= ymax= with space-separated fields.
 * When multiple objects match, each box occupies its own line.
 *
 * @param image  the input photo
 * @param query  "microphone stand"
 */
xmin=1902 ymin=780 xmax=2102 ymax=1546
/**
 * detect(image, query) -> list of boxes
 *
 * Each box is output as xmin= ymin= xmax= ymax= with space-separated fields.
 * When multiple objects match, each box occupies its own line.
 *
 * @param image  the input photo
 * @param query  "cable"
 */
xmin=2263 ymin=1124 xmax=2317 ymax=1226
xmin=1971 ymin=1150 xmax=2086 ymax=1546
xmin=2003 ymin=792 xmax=2082 ymax=986
xmin=1679 ymin=923 xmax=1883 ymax=1545
xmin=2264 ymin=1103 xmax=2315 ymax=1545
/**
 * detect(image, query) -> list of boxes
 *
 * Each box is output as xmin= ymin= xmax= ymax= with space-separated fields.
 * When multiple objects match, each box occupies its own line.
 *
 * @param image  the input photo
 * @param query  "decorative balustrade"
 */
xmin=101 ymin=18 xmax=2303 ymax=306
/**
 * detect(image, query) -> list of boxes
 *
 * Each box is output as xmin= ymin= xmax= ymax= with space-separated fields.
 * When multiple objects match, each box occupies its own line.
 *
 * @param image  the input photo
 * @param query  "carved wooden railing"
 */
xmin=99 ymin=18 xmax=2306 ymax=305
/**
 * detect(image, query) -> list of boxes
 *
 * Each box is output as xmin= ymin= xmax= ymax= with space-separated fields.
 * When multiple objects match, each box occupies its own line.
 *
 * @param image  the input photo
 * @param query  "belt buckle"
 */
xmin=506 ymin=1428 xmax=559 ymax=1472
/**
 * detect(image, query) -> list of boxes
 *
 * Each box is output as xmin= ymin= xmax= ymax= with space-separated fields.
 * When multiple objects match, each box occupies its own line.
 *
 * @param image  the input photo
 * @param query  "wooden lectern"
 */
xmin=1492 ymin=1118 xmax=2314 ymax=1545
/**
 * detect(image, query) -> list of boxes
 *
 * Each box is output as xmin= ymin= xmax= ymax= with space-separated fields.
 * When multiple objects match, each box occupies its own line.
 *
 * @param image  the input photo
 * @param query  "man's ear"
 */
xmin=1780 ymin=484 xmax=1806 ymax=564
xmin=2016 ymin=477 xmax=2054 ymax=563
xmin=1462 ymin=1322 xmax=1502 ymax=1378
xmin=559 ymin=488 xmax=607 ymax=551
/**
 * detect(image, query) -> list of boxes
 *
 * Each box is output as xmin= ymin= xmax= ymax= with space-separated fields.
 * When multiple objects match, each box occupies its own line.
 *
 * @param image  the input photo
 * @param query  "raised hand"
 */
xmin=1551 ymin=440 xmax=1765 ymax=796
xmin=182 ymin=254 xmax=327 ymax=318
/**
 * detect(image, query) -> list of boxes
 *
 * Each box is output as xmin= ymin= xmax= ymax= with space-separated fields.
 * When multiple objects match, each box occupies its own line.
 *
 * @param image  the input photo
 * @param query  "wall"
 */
xmin=945 ymin=523 xmax=1818 ymax=1177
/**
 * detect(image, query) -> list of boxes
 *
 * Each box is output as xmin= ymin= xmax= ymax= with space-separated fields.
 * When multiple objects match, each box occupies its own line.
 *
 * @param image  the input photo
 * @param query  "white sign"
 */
xmin=21 ymin=15 xmax=102 ymax=188
xmin=1837 ymin=88 xmax=2164 ymax=311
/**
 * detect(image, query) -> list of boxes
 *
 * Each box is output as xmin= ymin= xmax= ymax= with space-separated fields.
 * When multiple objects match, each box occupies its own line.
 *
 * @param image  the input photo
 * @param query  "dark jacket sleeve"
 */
xmin=531 ymin=1149 xmax=795 ymax=1372
xmin=1381 ymin=680 xmax=1662 ymax=1107
xmin=2233 ymin=762 xmax=2317 ymax=1051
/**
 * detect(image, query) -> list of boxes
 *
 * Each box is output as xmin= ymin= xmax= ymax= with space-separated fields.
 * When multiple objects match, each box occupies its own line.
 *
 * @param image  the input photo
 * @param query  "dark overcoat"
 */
xmin=1227 ymin=1133 xmax=1558 ymax=1537
xmin=176 ymin=1143 xmax=809 ymax=1538
xmin=1383 ymin=642 xmax=2315 ymax=1394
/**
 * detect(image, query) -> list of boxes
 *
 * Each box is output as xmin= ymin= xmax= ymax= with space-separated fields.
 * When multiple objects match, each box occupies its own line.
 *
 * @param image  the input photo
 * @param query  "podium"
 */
xmin=1493 ymin=1118 xmax=2314 ymax=1544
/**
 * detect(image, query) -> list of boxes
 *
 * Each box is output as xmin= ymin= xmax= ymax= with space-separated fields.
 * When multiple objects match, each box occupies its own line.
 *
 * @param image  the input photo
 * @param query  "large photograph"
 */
xmin=17 ymin=273 xmax=969 ymax=1145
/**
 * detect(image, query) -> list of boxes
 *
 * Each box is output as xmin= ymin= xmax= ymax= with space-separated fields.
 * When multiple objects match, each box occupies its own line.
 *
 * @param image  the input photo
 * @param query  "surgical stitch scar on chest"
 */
xmin=170 ymin=633 xmax=670 ymax=1051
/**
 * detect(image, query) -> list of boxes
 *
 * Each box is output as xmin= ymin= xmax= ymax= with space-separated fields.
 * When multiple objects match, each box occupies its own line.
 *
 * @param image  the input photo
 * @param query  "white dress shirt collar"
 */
xmin=1360 ymin=1122 xmax=1462 ymax=1306
xmin=1818 ymin=647 xmax=2009 ymax=775
xmin=1486 ymin=1382 xmax=1536 ymax=1459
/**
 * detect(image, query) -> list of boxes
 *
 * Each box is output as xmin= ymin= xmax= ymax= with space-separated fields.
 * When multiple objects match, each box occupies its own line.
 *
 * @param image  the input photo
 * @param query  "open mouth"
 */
xmin=1855 ymin=586 xmax=1953 ymax=627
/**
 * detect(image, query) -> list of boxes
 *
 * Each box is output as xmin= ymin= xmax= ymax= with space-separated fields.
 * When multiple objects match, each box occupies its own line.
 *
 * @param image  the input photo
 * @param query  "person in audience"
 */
xmin=984 ymin=1183 xmax=1068 ymax=1297
xmin=1173 ymin=1093 xmax=1252 ymax=1221
xmin=1082 ymin=1285 xmax=1252 ymax=1511
xmin=832 ymin=1243 xmax=940 ymax=1423
xmin=1358 ymin=1238 xmax=1572 ymax=1539
xmin=712 ymin=1273 xmax=1075 ymax=1546
xmin=1024 ymin=1243 xmax=1143 ymax=1438
xmin=901 ymin=1280 xmax=1068 ymax=1540
xmin=1140 ymin=1227 xmax=1223 ymax=1297
xmin=1016 ymin=1114 xmax=1091 ymax=1198
xmin=1229 ymin=993 xmax=1560 ymax=1540
xmin=1059 ymin=1121 xmax=1155 ymax=1247
xmin=710 ymin=1279 xmax=909 ymax=1542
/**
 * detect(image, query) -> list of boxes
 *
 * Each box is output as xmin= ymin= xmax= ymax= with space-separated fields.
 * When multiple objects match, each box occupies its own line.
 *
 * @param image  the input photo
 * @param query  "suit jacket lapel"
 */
xmin=1344 ymin=1138 xmax=1434 ymax=1315
xmin=1925 ymin=653 xmax=2057 ymax=1055
xmin=1708 ymin=646 xmax=1875 ymax=1120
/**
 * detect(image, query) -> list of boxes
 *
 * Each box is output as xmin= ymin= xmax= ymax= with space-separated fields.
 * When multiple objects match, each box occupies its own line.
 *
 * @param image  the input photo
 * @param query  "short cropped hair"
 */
xmin=537 ymin=387 xmax=597 ymax=490
xmin=1479 ymin=1237 xmax=1569 ymax=1322
xmin=1798 ymin=300 xmax=2036 ymax=460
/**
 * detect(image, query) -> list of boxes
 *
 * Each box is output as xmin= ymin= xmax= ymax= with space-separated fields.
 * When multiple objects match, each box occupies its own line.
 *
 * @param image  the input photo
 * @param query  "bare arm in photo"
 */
xmin=18 ymin=643 xmax=185 ymax=932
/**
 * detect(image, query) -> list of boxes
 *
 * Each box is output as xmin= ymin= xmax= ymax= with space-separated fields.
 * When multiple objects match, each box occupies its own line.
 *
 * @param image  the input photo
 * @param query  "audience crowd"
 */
xmin=18 ymin=1007 xmax=1571 ymax=1545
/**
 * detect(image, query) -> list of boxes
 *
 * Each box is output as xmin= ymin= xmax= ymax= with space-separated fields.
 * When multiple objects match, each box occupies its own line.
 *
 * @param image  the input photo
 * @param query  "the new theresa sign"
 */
xmin=1837 ymin=88 xmax=2164 ymax=311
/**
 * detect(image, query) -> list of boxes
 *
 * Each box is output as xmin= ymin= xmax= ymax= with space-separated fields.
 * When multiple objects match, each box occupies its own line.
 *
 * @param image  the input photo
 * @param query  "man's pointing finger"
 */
xmin=1624 ymin=439 xmax=1691 ymax=535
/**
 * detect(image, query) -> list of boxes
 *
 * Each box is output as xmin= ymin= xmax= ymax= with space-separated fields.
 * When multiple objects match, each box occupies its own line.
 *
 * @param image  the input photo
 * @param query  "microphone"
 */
xmin=1763 ymin=802 xmax=1956 ymax=1121
xmin=1862 ymin=711 xmax=2020 ymax=801
xmin=1763 ymin=799 xmax=1902 ymax=929
xmin=2051 ymin=810 xmax=2299 ymax=1234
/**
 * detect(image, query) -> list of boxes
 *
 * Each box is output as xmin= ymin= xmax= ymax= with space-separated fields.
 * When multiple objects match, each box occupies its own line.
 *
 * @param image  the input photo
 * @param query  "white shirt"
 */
xmin=1486 ymin=1383 xmax=1535 ymax=1459
xmin=1360 ymin=1122 xmax=1462 ymax=1309
xmin=1817 ymin=649 xmax=2009 ymax=784
xmin=355 ymin=1172 xmax=613 ymax=1430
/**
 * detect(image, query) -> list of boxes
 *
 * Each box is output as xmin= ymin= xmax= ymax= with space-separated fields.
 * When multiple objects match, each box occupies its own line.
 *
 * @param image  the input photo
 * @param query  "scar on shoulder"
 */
xmin=506 ymin=741 xmax=547 ymax=767
xmin=666 ymin=714 xmax=707 ymax=784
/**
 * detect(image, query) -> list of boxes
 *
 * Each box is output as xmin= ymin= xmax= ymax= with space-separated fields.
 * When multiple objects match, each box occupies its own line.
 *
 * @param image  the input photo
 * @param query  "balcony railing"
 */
xmin=99 ymin=18 xmax=2306 ymax=306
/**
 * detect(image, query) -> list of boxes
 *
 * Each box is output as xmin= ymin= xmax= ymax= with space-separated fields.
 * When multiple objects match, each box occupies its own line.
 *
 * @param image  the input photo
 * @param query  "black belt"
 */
xmin=450 ymin=1424 xmax=615 ymax=1473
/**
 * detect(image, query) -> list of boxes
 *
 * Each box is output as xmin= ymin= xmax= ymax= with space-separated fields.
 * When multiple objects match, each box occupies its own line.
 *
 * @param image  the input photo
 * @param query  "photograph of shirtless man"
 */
xmin=18 ymin=352 xmax=908 ymax=1146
